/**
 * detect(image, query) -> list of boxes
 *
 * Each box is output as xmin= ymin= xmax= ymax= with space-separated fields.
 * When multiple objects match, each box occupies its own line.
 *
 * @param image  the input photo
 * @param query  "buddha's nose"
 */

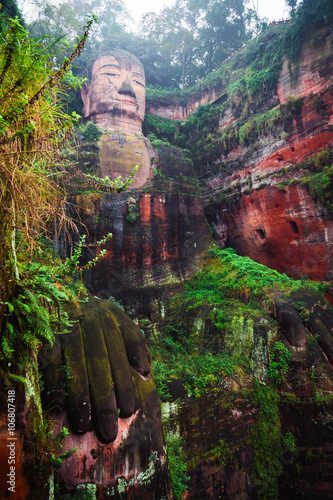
xmin=118 ymin=79 xmax=136 ymax=98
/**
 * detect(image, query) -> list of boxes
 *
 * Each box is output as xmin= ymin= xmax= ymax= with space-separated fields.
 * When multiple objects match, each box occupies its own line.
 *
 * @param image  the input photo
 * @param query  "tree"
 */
xmin=199 ymin=0 xmax=254 ymax=73
xmin=286 ymin=0 xmax=298 ymax=13
xmin=0 ymin=0 xmax=23 ymax=22
xmin=0 ymin=14 xmax=95 ymax=366
xmin=26 ymin=0 xmax=134 ymax=114
xmin=139 ymin=0 xmax=204 ymax=88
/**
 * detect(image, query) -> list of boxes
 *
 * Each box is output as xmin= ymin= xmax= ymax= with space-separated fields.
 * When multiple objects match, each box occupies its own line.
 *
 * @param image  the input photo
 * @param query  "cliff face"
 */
xmin=142 ymin=24 xmax=333 ymax=500
xmin=158 ymin=252 xmax=333 ymax=500
xmin=70 ymin=145 xmax=212 ymax=319
xmin=213 ymin=185 xmax=333 ymax=281
xmin=198 ymin=28 xmax=333 ymax=283
xmin=60 ymin=23 xmax=333 ymax=500
xmin=148 ymin=87 xmax=220 ymax=120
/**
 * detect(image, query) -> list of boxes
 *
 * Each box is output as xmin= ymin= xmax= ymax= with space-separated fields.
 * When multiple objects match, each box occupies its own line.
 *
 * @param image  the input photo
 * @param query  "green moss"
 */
xmin=268 ymin=341 xmax=292 ymax=384
xmin=150 ymin=244 xmax=326 ymax=399
xmin=269 ymin=149 xmax=333 ymax=212
xmin=143 ymin=113 xmax=181 ymax=146
xmin=252 ymin=382 xmax=282 ymax=499
xmin=186 ymin=437 xmax=234 ymax=470
xmin=77 ymin=121 xmax=103 ymax=142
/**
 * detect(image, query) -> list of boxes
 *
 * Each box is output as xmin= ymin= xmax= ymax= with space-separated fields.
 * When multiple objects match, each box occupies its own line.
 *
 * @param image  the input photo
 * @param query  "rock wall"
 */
xmin=196 ymin=28 xmax=333 ymax=283
xmin=69 ymin=145 xmax=212 ymax=320
xmin=148 ymin=87 xmax=220 ymax=120
xmin=141 ymin=25 xmax=333 ymax=500
xmin=58 ymin=25 xmax=333 ymax=500
xmin=160 ymin=271 xmax=333 ymax=500
xmin=213 ymin=185 xmax=333 ymax=281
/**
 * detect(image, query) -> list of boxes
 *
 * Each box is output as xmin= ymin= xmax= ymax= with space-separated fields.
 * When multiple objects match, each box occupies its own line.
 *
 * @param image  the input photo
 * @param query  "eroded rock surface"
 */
xmin=69 ymin=145 xmax=212 ymax=321
xmin=41 ymin=298 xmax=171 ymax=499
xmin=158 ymin=259 xmax=333 ymax=499
xmin=196 ymin=29 xmax=333 ymax=283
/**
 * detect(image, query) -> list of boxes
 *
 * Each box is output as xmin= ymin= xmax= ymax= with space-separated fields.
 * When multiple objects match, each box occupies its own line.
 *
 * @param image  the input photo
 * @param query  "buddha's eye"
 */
xmin=133 ymin=80 xmax=145 ymax=88
xmin=104 ymin=73 xmax=120 ymax=78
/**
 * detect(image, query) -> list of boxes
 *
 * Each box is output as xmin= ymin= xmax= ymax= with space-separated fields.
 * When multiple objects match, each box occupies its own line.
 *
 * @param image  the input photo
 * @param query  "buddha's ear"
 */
xmin=81 ymin=84 xmax=89 ymax=117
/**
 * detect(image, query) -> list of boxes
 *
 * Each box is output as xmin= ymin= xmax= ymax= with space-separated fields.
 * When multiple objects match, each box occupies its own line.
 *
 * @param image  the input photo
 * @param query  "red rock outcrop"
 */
xmin=213 ymin=185 xmax=333 ymax=281
xmin=148 ymin=87 xmax=220 ymax=120
xmin=197 ymin=28 xmax=333 ymax=284
xmin=70 ymin=146 xmax=212 ymax=318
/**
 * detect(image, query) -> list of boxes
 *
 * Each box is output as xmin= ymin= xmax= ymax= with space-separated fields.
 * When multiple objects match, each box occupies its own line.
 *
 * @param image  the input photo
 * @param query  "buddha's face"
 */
xmin=82 ymin=54 xmax=146 ymax=134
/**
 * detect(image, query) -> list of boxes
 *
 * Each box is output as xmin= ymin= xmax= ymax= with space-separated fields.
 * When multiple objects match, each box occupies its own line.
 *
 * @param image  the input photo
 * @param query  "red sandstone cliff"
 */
xmin=156 ymin=28 xmax=333 ymax=284
xmin=69 ymin=145 xmax=212 ymax=319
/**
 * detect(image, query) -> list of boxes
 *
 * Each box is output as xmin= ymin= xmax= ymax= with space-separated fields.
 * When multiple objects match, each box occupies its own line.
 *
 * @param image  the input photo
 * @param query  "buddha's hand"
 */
xmin=40 ymin=297 xmax=158 ymax=443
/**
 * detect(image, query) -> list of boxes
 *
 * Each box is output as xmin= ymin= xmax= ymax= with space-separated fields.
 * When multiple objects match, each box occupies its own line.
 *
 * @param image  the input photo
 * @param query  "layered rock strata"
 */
xmin=69 ymin=145 xmax=212 ymax=319
xmin=198 ymin=29 xmax=333 ymax=282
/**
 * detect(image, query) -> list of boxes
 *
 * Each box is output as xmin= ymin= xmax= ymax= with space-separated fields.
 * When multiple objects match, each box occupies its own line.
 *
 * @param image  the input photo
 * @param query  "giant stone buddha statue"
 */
xmin=32 ymin=51 xmax=168 ymax=498
xmin=81 ymin=49 xmax=153 ymax=189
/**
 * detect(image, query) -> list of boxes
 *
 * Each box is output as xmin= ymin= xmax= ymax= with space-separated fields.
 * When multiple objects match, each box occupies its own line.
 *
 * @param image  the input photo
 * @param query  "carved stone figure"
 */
xmin=40 ymin=298 xmax=169 ymax=497
xmin=81 ymin=49 xmax=153 ymax=189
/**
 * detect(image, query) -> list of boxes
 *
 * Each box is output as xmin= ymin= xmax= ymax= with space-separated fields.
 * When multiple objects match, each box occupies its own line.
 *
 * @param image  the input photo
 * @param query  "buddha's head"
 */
xmin=82 ymin=49 xmax=145 ymax=134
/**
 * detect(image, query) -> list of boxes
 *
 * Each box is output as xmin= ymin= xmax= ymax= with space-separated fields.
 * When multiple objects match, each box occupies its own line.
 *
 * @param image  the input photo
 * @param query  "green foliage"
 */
xmin=283 ymin=0 xmax=333 ymax=64
xmin=145 ymin=4 xmax=333 ymax=172
xmin=83 ymin=165 xmax=139 ymax=193
xmin=187 ymin=438 xmax=233 ymax=470
xmin=252 ymin=382 xmax=282 ymax=499
xmin=164 ymin=432 xmax=189 ymax=499
xmin=280 ymin=96 xmax=304 ymax=127
xmin=151 ymin=244 xmax=325 ymax=400
xmin=277 ymin=148 xmax=333 ymax=213
xmin=106 ymin=295 xmax=124 ymax=310
xmin=238 ymin=107 xmax=281 ymax=147
xmin=61 ymin=361 xmax=73 ymax=389
xmin=268 ymin=341 xmax=292 ymax=384
xmin=205 ymin=245 xmax=323 ymax=296
xmin=143 ymin=113 xmax=180 ymax=145
xmin=287 ymin=148 xmax=333 ymax=212
xmin=126 ymin=198 xmax=139 ymax=223
xmin=283 ymin=431 xmax=297 ymax=453
xmin=28 ymin=419 xmax=77 ymax=477
xmin=0 ymin=14 xmax=95 ymax=350
xmin=307 ymin=333 xmax=319 ymax=353
xmin=150 ymin=312 xmax=240 ymax=398
xmin=305 ymin=165 xmax=333 ymax=212
xmin=294 ymin=300 xmax=309 ymax=321
xmin=78 ymin=121 xmax=103 ymax=141
xmin=0 ymin=249 xmax=81 ymax=376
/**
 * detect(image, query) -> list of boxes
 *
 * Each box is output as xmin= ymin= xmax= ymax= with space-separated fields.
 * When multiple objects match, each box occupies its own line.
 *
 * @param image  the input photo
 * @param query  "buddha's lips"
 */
xmin=117 ymin=97 xmax=137 ymax=106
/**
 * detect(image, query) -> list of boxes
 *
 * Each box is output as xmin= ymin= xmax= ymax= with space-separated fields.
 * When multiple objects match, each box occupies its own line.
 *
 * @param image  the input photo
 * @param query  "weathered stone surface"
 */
xmin=0 ymin=361 xmax=50 ymax=500
xmin=70 ymin=146 xmax=212 ymax=320
xmin=148 ymin=87 xmax=220 ymax=120
xmin=46 ymin=299 xmax=171 ymax=498
xmin=197 ymin=29 xmax=333 ymax=284
xmin=0 ymin=300 xmax=171 ymax=499
xmin=211 ymin=185 xmax=333 ymax=282
xmin=161 ymin=286 xmax=333 ymax=500
xmin=0 ymin=415 xmax=31 ymax=500
xmin=277 ymin=30 xmax=333 ymax=104
xmin=82 ymin=51 xmax=146 ymax=135
xmin=98 ymin=133 xmax=154 ymax=189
